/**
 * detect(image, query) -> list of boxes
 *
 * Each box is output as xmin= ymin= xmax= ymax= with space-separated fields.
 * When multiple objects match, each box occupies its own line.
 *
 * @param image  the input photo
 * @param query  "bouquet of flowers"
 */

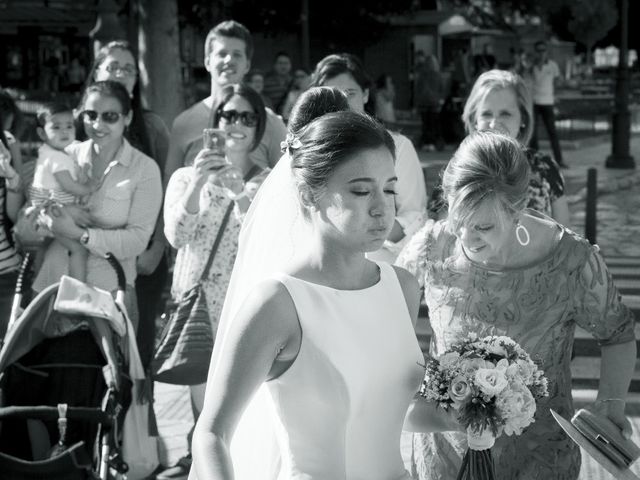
xmin=420 ymin=334 xmax=549 ymax=480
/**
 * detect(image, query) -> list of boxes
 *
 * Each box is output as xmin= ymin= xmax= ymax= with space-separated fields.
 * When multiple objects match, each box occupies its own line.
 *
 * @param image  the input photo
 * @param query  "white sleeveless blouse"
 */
xmin=268 ymin=262 xmax=423 ymax=480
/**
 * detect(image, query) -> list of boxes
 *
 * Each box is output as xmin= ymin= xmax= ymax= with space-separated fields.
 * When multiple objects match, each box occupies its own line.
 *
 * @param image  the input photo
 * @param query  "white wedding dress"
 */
xmin=263 ymin=262 xmax=423 ymax=480
xmin=210 ymin=154 xmax=423 ymax=479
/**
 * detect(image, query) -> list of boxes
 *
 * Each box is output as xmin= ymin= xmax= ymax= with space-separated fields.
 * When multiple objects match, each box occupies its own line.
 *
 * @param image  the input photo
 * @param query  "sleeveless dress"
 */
xmin=268 ymin=262 xmax=424 ymax=480
xmin=396 ymin=214 xmax=636 ymax=480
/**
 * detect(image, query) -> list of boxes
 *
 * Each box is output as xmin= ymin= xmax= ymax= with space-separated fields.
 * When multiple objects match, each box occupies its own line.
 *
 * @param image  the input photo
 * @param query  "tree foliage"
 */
xmin=178 ymin=0 xmax=415 ymax=47
xmin=567 ymin=0 xmax=618 ymax=53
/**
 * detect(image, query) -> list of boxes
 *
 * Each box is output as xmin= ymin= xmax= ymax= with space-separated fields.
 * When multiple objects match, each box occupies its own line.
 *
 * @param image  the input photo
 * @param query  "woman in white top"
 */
xmin=192 ymin=111 xmax=426 ymax=480
xmin=35 ymin=81 xmax=162 ymax=327
xmin=310 ymin=53 xmax=427 ymax=262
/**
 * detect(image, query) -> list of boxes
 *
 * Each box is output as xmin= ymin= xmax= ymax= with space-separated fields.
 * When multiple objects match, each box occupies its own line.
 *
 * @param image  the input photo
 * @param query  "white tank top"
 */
xmin=268 ymin=262 xmax=423 ymax=480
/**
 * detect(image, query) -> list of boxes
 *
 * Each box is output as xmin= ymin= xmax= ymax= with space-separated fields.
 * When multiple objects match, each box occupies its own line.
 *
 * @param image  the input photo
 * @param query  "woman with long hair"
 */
xmin=83 ymin=40 xmax=170 ymax=368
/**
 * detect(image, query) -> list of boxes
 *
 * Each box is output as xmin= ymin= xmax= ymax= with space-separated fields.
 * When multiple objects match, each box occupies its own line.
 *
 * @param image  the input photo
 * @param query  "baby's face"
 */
xmin=43 ymin=112 xmax=75 ymax=150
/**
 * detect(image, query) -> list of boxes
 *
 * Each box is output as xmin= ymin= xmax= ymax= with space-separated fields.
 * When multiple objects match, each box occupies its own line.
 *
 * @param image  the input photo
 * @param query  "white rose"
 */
xmin=495 ymin=382 xmax=537 ymax=436
xmin=474 ymin=368 xmax=508 ymax=396
xmin=439 ymin=352 xmax=461 ymax=370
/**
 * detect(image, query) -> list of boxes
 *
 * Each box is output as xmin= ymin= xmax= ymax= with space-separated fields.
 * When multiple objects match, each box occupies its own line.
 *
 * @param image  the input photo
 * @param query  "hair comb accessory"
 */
xmin=280 ymin=133 xmax=302 ymax=154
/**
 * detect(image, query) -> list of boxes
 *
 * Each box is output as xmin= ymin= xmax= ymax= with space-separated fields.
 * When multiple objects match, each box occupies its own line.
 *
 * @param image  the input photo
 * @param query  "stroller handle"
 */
xmin=0 ymin=405 xmax=112 ymax=425
xmin=105 ymin=253 xmax=126 ymax=292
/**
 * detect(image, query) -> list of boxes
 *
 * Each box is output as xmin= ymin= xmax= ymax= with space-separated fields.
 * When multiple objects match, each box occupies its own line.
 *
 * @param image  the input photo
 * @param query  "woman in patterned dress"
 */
xmin=429 ymin=69 xmax=570 ymax=227
xmin=398 ymin=130 xmax=636 ymax=480
xmin=162 ymin=83 xmax=267 ymax=477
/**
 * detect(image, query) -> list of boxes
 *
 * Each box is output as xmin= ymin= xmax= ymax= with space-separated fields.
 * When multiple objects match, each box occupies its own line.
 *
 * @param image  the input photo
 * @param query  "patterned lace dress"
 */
xmin=396 ymin=213 xmax=635 ymax=480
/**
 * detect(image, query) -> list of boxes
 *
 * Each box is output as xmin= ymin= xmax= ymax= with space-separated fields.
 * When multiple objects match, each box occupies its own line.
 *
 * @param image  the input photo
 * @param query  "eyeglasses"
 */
xmin=102 ymin=63 xmax=137 ymax=76
xmin=80 ymin=110 xmax=124 ymax=124
xmin=218 ymin=109 xmax=259 ymax=127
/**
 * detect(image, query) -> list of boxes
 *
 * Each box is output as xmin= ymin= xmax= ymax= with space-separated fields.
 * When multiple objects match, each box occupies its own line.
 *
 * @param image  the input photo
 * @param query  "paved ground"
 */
xmin=153 ymin=135 xmax=640 ymax=478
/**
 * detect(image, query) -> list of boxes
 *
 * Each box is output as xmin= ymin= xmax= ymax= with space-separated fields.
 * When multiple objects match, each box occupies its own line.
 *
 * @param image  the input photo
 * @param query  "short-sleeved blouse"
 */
xmin=396 ymin=213 xmax=635 ymax=480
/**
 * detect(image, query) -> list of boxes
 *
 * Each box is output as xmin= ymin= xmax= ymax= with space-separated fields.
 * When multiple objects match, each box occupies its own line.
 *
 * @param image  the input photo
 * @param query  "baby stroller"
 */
xmin=0 ymin=254 xmax=145 ymax=479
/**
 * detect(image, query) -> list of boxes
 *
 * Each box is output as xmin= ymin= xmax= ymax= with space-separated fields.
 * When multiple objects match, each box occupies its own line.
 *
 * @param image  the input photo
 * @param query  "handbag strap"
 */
xmin=200 ymin=202 xmax=233 ymax=283
xmin=199 ymin=165 xmax=261 ymax=282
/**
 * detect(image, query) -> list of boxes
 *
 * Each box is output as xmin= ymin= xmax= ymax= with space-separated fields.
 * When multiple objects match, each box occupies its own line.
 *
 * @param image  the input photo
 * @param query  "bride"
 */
xmin=191 ymin=106 xmax=429 ymax=479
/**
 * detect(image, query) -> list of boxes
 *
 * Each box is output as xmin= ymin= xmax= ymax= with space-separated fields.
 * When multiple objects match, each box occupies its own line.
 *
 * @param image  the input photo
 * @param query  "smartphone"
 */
xmin=202 ymin=128 xmax=226 ymax=157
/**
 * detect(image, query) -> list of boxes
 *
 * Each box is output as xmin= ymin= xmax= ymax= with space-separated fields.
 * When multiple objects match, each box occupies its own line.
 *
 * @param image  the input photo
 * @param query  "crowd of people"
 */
xmin=0 ymin=17 xmax=635 ymax=480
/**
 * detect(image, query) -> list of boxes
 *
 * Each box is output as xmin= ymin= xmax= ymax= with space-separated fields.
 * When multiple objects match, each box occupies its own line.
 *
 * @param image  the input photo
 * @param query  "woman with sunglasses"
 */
xmin=160 ymin=83 xmax=266 ymax=479
xmin=84 ymin=40 xmax=170 ymax=370
xmin=33 ymin=81 xmax=162 ymax=330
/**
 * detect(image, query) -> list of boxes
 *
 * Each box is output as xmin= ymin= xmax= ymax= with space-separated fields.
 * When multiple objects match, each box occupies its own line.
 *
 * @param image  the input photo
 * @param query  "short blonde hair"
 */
xmin=462 ymin=69 xmax=534 ymax=145
xmin=443 ymin=130 xmax=530 ymax=233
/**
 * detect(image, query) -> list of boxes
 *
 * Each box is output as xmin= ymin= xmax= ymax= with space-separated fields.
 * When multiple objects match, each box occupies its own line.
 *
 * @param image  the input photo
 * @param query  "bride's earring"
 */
xmin=515 ymin=222 xmax=530 ymax=246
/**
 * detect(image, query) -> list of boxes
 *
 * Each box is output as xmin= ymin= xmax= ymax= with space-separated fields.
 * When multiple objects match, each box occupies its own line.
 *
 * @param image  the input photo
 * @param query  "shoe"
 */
xmin=156 ymin=454 xmax=191 ymax=480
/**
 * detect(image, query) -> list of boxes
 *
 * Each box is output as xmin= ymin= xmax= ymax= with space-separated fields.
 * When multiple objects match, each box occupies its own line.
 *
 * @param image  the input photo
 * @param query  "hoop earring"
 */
xmin=516 ymin=224 xmax=530 ymax=246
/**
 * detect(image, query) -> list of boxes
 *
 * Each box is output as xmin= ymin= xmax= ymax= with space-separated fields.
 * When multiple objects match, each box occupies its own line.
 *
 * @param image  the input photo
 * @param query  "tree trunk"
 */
xmin=137 ymin=0 xmax=184 ymax=127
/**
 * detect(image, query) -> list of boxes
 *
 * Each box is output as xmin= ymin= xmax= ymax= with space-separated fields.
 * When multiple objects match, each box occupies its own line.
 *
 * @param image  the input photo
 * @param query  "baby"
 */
xmin=30 ymin=102 xmax=95 ymax=282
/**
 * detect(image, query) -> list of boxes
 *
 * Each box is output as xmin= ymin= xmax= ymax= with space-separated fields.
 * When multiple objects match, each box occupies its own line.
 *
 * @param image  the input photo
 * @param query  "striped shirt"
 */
xmin=0 ymin=181 xmax=21 ymax=274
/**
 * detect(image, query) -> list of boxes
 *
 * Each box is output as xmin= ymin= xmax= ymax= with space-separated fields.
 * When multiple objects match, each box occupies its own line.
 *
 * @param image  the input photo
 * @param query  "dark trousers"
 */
xmin=420 ymin=109 xmax=443 ymax=147
xmin=0 ymin=271 xmax=19 ymax=340
xmin=135 ymin=254 xmax=169 ymax=371
xmin=530 ymin=103 xmax=564 ymax=165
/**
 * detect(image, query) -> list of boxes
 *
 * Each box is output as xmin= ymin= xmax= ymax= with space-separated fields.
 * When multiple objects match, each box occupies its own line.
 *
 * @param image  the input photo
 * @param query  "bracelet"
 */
xmin=596 ymin=398 xmax=625 ymax=404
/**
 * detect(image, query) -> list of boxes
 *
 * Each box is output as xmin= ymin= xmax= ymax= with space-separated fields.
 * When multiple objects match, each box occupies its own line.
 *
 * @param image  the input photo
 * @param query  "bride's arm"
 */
xmin=404 ymin=396 xmax=462 ymax=433
xmin=192 ymin=279 xmax=300 ymax=480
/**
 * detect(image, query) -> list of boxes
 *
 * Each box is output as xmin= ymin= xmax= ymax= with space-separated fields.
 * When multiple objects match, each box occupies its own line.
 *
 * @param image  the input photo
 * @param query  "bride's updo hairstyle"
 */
xmin=442 ymin=130 xmax=530 ymax=234
xmin=290 ymin=111 xmax=395 ymax=210
xmin=287 ymin=87 xmax=349 ymax=134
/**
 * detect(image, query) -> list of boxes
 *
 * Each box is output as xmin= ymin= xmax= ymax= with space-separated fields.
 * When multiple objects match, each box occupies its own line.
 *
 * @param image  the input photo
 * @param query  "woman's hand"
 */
xmin=65 ymin=204 xmax=93 ymax=228
xmin=587 ymin=399 xmax=633 ymax=439
xmin=192 ymin=149 xmax=229 ymax=187
xmin=39 ymin=204 xmax=85 ymax=241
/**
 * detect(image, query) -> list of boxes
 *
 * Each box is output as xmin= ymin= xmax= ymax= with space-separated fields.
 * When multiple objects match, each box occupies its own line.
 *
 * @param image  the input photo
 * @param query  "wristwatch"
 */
xmin=80 ymin=229 xmax=90 ymax=245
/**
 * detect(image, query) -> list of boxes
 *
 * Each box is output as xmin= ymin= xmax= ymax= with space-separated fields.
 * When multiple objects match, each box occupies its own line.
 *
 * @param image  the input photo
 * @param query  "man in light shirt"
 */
xmin=530 ymin=40 xmax=568 ymax=168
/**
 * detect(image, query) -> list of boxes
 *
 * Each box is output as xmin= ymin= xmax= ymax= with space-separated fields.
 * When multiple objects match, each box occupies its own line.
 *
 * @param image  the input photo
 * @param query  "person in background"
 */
xmin=374 ymin=73 xmax=397 ymax=125
xmin=462 ymin=69 xmax=570 ymax=225
xmin=473 ymin=43 xmax=497 ymax=77
xmin=159 ymin=83 xmax=267 ymax=480
xmin=263 ymin=51 xmax=293 ymax=115
xmin=247 ymin=69 xmax=273 ymax=110
xmin=311 ymin=53 xmax=427 ymax=263
xmin=66 ymin=57 xmax=87 ymax=93
xmin=280 ymin=69 xmax=311 ymax=123
xmin=0 ymin=92 xmax=24 ymax=176
xmin=165 ymin=20 xmax=287 ymax=182
xmin=428 ymin=70 xmax=570 ymax=226
xmin=530 ymin=40 xmax=567 ymax=168
xmin=415 ymin=54 xmax=445 ymax=151
xmin=33 ymin=81 xmax=162 ymax=332
xmin=398 ymin=130 xmax=635 ymax=480
xmin=84 ymin=40 xmax=171 ymax=370
xmin=0 ymin=117 xmax=24 ymax=339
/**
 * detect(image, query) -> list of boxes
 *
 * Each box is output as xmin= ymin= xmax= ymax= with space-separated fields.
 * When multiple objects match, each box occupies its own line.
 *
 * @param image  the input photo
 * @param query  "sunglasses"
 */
xmin=80 ymin=110 xmax=124 ymax=124
xmin=102 ymin=63 xmax=137 ymax=76
xmin=218 ymin=109 xmax=259 ymax=127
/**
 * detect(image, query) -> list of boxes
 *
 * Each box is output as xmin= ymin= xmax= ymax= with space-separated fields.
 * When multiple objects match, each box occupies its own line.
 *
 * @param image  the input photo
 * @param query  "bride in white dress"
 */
xmin=191 ymin=105 xmax=426 ymax=479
